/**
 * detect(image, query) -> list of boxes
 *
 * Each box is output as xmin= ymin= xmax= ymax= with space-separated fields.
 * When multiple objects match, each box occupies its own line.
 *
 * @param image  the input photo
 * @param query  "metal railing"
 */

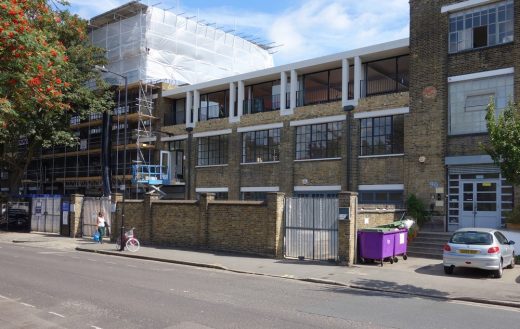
xmin=296 ymin=83 xmax=342 ymax=107
xmin=361 ymin=75 xmax=409 ymax=97
xmin=243 ymin=94 xmax=281 ymax=114
xmin=198 ymin=104 xmax=228 ymax=121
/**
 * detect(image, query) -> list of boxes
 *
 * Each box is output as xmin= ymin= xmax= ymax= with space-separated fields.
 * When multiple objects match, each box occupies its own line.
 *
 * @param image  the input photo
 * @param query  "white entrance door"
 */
xmin=459 ymin=180 xmax=501 ymax=229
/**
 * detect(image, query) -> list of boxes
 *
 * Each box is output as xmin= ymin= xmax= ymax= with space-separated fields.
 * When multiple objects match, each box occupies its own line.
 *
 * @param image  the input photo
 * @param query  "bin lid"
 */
xmin=359 ymin=227 xmax=396 ymax=233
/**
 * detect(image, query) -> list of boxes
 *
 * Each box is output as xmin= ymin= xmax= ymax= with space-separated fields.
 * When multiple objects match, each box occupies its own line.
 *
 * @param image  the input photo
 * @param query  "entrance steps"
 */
xmin=408 ymin=231 xmax=452 ymax=259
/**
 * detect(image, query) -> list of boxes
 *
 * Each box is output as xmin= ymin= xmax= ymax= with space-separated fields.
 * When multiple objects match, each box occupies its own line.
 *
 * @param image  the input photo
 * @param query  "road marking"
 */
xmin=0 ymin=294 xmax=8 ymax=300
xmin=91 ymin=326 xmax=103 ymax=329
xmin=105 ymin=261 xmax=117 ymax=265
xmin=48 ymin=311 xmax=65 ymax=318
xmin=127 ymin=264 xmax=137 ymax=268
xmin=20 ymin=302 xmax=35 ymax=308
xmin=87 ymin=258 xmax=97 ymax=262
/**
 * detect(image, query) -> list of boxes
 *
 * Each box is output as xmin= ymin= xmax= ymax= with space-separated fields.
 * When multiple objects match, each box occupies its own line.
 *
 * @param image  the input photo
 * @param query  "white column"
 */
xmin=290 ymin=69 xmax=297 ymax=112
xmin=193 ymin=89 xmax=200 ymax=124
xmin=238 ymin=80 xmax=244 ymax=117
xmin=186 ymin=91 xmax=193 ymax=127
xmin=341 ymin=58 xmax=350 ymax=107
xmin=354 ymin=56 xmax=362 ymax=101
xmin=229 ymin=82 xmax=237 ymax=123
xmin=280 ymin=71 xmax=287 ymax=111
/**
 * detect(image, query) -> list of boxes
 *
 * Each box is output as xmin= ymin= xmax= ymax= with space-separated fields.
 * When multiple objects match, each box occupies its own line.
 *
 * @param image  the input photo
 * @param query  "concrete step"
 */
xmin=407 ymin=231 xmax=451 ymax=259
xmin=407 ymin=251 xmax=443 ymax=260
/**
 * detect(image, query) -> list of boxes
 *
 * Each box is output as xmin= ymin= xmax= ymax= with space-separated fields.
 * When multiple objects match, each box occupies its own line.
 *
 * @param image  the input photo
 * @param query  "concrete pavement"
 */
xmin=1 ymin=231 xmax=519 ymax=309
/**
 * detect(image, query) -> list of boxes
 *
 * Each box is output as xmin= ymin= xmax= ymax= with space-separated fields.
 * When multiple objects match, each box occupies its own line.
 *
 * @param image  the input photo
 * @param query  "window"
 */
xmin=70 ymin=116 xmax=80 ymax=125
xmin=90 ymin=112 xmax=102 ymax=120
xmin=295 ymin=122 xmax=342 ymax=160
xmin=449 ymin=0 xmax=514 ymax=53
xmin=449 ymin=74 xmax=513 ymax=135
xmin=241 ymin=192 xmax=268 ymax=201
xmin=242 ymin=128 xmax=280 ymax=163
xmin=359 ymin=190 xmax=403 ymax=206
xmin=197 ymin=135 xmax=228 ymax=166
xmin=196 ymin=192 xmax=228 ymax=200
xmin=360 ymin=115 xmax=404 ymax=156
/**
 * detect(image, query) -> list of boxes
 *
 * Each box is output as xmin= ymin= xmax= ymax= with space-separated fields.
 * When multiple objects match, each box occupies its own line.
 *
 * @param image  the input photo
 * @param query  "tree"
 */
xmin=0 ymin=0 xmax=113 ymax=193
xmin=485 ymin=101 xmax=520 ymax=185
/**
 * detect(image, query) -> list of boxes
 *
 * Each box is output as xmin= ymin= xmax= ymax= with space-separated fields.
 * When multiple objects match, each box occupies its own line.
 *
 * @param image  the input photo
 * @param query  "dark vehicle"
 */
xmin=0 ymin=203 xmax=30 ymax=231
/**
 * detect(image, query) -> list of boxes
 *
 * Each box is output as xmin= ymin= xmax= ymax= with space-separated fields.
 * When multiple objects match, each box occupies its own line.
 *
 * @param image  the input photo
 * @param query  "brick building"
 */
xmin=156 ymin=0 xmax=519 ymax=232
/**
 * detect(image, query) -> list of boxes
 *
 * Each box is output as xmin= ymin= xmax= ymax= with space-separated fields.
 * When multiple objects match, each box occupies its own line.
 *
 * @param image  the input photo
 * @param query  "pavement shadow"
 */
xmin=516 ymin=275 xmax=520 ymax=284
xmin=415 ymin=263 xmax=497 ymax=279
xmin=323 ymin=278 xmax=449 ymax=299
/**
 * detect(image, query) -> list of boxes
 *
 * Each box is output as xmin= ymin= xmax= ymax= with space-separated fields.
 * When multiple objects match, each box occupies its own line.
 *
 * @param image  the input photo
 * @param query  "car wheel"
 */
xmin=444 ymin=266 xmax=453 ymax=275
xmin=507 ymin=253 xmax=515 ymax=269
xmin=494 ymin=260 xmax=503 ymax=279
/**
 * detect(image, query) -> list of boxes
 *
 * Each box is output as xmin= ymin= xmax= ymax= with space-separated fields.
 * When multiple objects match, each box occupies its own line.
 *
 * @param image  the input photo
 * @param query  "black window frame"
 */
xmin=241 ymin=128 xmax=281 ymax=163
xmin=197 ymin=135 xmax=228 ymax=166
xmin=295 ymin=121 xmax=342 ymax=160
xmin=360 ymin=115 xmax=404 ymax=156
xmin=358 ymin=190 xmax=404 ymax=206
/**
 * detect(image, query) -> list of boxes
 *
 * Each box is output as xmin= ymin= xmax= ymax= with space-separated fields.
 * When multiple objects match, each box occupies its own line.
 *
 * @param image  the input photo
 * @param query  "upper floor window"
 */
xmin=197 ymin=135 xmax=228 ymax=166
xmin=449 ymin=72 xmax=514 ymax=135
xmin=242 ymin=128 xmax=280 ymax=163
xmin=295 ymin=122 xmax=342 ymax=160
xmin=360 ymin=115 xmax=404 ymax=156
xmin=449 ymin=0 xmax=513 ymax=53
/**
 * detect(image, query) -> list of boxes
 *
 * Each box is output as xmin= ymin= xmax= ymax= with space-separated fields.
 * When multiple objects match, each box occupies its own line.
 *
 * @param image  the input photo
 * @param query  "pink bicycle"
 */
xmin=115 ymin=227 xmax=140 ymax=252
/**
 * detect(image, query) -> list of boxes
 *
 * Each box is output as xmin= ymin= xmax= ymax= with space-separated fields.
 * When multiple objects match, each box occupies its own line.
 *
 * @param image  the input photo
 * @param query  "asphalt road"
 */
xmin=0 ymin=243 xmax=519 ymax=329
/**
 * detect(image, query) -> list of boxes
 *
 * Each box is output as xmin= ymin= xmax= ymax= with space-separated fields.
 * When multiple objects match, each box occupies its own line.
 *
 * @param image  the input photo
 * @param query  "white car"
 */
xmin=443 ymin=228 xmax=516 ymax=278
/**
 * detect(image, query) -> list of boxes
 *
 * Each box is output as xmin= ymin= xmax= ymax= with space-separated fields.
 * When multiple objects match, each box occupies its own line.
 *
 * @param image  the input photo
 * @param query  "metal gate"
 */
xmin=284 ymin=197 xmax=339 ymax=261
xmin=31 ymin=195 xmax=61 ymax=233
xmin=81 ymin=197 xmax=112 ymax=237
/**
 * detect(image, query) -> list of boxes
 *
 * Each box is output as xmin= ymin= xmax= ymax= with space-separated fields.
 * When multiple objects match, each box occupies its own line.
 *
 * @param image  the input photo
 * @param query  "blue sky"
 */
xmin=68 ymin=0 xmax=410 ymax=65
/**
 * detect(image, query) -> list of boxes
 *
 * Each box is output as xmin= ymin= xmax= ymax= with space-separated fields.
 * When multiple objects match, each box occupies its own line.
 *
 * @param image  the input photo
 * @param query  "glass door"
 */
xmin=459 ymin=180 xmax=500 ymax=228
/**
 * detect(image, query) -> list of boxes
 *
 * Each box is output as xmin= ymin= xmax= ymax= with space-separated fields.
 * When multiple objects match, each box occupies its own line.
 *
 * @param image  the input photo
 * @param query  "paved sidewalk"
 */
xmin=1 ymin=231 xmax=519 ymax=308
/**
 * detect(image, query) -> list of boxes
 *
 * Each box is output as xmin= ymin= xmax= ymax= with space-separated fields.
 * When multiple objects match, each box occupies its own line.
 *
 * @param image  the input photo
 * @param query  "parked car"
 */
xmin=443 ymin=228 xmax=516 ymax=278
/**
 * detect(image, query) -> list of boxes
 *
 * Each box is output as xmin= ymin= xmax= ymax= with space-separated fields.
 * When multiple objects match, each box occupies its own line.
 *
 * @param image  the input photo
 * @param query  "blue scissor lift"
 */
xmin=131 ymin=151 xmax=172 ymax=197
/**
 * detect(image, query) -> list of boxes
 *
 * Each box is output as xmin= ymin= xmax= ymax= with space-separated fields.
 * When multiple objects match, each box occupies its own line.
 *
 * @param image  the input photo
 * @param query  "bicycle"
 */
xmin=115 ymin=227 xmax=140 ymax=252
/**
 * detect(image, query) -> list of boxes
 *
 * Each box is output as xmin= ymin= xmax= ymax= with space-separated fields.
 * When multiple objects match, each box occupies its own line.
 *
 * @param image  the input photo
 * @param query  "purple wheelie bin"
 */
xmin=358 ymin=228 xmax=408 ymax=266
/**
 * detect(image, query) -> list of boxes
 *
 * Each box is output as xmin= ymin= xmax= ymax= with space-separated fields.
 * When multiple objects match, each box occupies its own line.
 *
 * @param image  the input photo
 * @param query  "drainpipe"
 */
xmin=185 ymin=127 xmax=193 ymax=200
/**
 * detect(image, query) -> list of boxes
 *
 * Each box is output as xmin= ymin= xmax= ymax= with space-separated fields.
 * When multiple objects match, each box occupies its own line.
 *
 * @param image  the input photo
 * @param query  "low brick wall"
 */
xmin=113 ymin=193 xmax=285 ymax=257
xmin=357 ymin=205 xmax=405 ymax=229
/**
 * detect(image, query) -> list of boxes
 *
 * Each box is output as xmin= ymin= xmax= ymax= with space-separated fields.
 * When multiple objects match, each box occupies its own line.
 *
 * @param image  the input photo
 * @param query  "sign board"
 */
xmin=338 ymin=207 xmax=349 ymax=220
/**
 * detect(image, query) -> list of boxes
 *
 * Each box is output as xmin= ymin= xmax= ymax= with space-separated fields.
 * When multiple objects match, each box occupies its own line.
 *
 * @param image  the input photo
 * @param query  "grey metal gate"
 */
xmin=81 ymin=197 xmax=112 ymax=237
xmin=284 ymin=197 xmax=339 ymax=261
xmin=31 ymin=196 xmax=61 ymax=233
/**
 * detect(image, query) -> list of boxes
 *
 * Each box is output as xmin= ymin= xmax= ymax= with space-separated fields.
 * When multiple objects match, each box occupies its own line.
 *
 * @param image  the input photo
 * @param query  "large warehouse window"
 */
xmin=295 ymin=122 xmax=342 ymax=160
xmin=242 ymin=128 xmax=280 ymax=163
xmin=449 ymin=0 xmax=513 ymax=53
xmin=360 ymin=115 xmax=404 ymax=156
xmin=197 ymin=135 xmax=228 ymax=166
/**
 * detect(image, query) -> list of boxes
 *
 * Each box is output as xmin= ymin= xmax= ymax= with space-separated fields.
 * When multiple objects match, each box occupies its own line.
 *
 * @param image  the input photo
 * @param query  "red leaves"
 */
xmin=27 ymin=76 xmax=42 ymax=86
xmin=50 ymin=49 xmax=57 ymax=57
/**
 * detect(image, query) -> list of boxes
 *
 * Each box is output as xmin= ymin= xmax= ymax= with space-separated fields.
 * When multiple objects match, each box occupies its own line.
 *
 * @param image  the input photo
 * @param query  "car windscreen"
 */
xmin=450 ymin=231 xmax=493 ymax=245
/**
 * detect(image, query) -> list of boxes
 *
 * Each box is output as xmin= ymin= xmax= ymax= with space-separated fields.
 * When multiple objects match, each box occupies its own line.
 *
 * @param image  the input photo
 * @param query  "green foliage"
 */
xmin=0 ymin=0 xmax=113 ymax=190
xmin=406 ymin=194 xmax=428 ymax=227
xmin=505 ymin=206 xmax=520 ymax=225
xmin=485 ymin=100 xmax=520 ymax=185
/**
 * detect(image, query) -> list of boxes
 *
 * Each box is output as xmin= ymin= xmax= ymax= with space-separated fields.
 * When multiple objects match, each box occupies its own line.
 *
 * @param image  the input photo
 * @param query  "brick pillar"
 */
xmin=111 ymin=193 xmax=123 ymax=242
xmin=266 ymin=192 xmax=285 ymax=258
xmin=198 ymin=193 xmax=215 ymax=248
xmin=69 ymin=194 xmax=84 ymax=238
xmin=338 ymin=192 xmax=358 ymax=266
xmin=143 ymin=193 xmax=160 ymax=244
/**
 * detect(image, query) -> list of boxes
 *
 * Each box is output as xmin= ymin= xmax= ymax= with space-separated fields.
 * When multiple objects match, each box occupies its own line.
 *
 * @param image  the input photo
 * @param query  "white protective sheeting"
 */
xmin=90 ymin=6 xmax=274 ymax=85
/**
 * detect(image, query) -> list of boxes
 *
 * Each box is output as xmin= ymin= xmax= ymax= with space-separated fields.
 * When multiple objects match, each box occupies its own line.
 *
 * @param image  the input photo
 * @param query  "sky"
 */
xmin=67 ymin=0 xmax=410 ymax=66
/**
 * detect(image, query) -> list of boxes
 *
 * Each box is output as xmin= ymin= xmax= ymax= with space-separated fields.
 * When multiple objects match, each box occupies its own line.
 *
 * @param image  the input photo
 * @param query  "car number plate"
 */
xmin=459 ymin=249 xmax=478 ymax=254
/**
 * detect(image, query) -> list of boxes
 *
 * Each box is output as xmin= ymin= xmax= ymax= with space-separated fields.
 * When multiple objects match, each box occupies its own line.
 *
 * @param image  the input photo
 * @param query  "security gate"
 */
xmin=31 ymin=196 xmax=61 ymax=233
xmin=284 ymin=197 xmax=339 ymax=261
xmin=81 ymin=197 xmax=112 ymax=237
